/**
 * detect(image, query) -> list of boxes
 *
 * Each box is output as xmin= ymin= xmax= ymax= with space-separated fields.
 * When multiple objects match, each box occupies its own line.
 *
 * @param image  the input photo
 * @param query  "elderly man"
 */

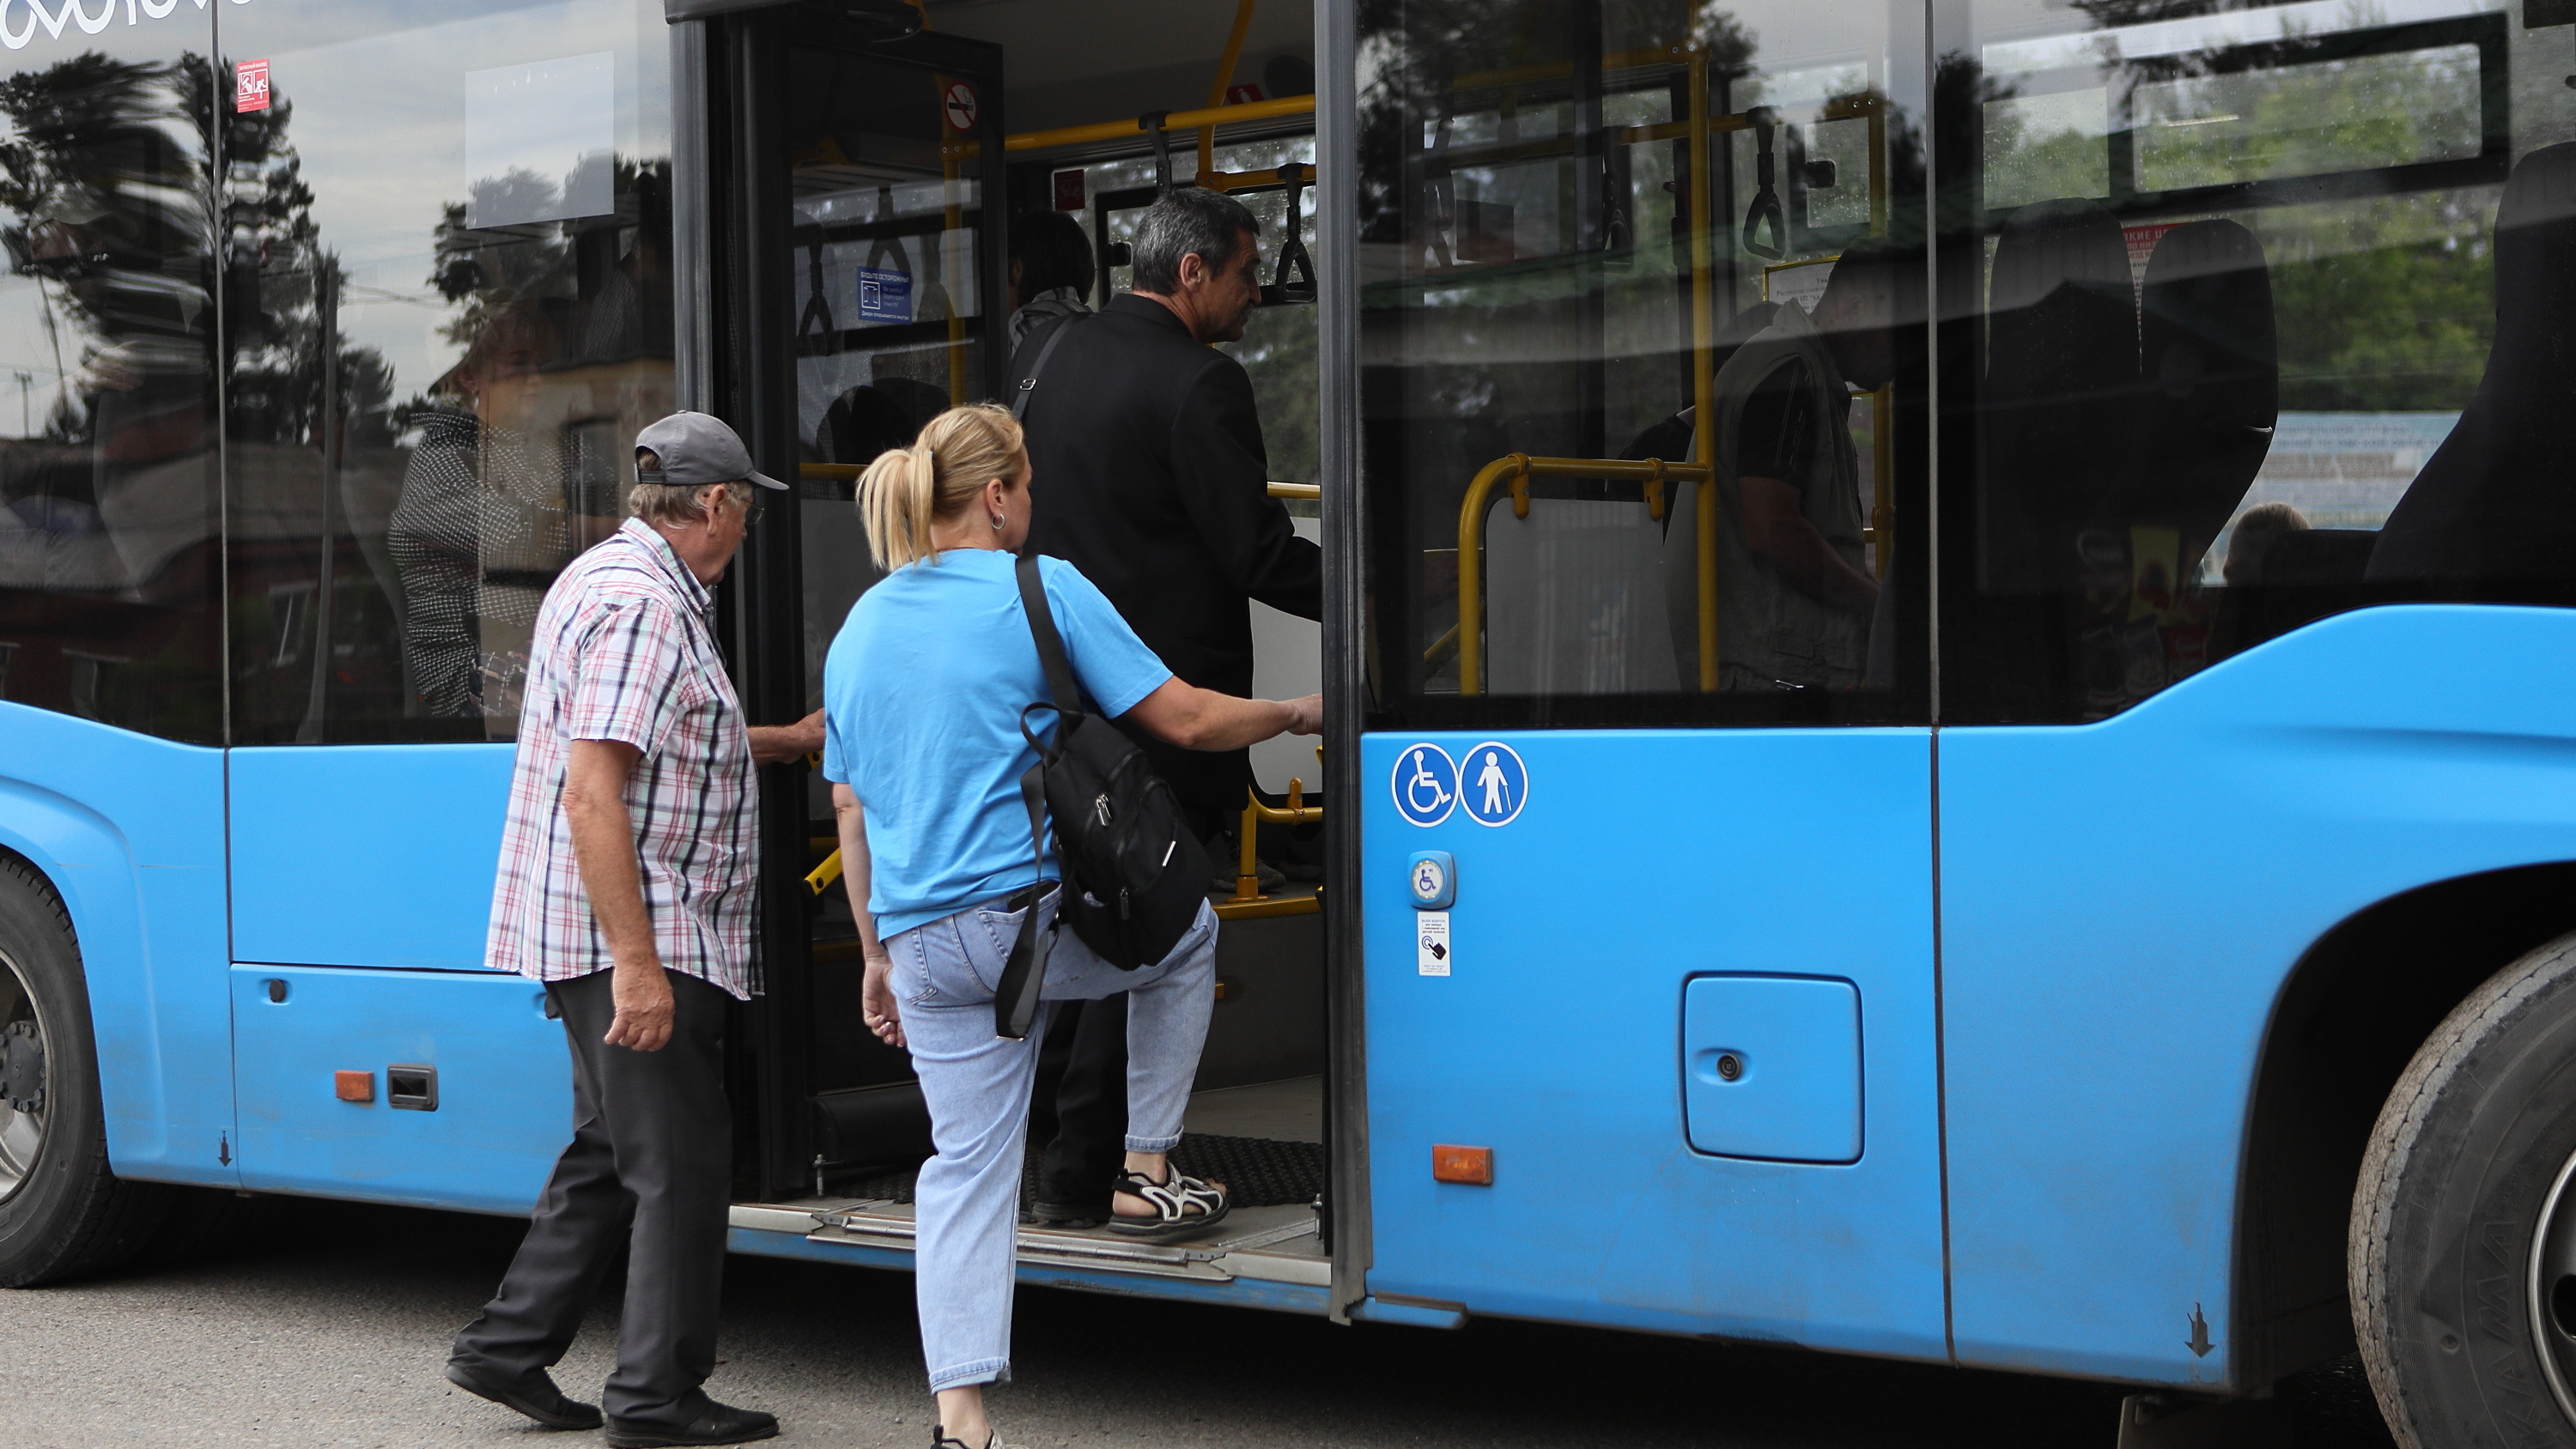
xmin=446 ymin=412 xmax=817 ymax=1449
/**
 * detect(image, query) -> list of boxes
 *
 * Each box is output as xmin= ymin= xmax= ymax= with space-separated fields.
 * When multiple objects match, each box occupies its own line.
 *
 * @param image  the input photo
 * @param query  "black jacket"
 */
xmin=1013 ymin=294 xmax=1322 ymax=815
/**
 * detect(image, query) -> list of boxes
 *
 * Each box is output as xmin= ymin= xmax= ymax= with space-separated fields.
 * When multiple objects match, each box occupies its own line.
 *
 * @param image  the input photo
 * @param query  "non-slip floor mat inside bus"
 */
xmin=840 ymin=1132 xmax=1323 ymax=1210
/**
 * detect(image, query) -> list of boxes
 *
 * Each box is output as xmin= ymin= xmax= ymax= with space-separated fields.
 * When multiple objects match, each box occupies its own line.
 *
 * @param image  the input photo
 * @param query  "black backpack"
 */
xmin=989 ymin=552 xmax=1214 ymax=1039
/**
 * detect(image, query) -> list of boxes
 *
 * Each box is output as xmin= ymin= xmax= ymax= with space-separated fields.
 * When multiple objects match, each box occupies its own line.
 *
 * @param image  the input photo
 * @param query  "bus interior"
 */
xmin=716 ymin=0 xmax=1337 ymax=1285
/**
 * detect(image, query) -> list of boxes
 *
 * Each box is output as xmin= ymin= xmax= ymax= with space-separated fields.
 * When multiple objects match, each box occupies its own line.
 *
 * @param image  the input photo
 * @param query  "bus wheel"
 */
xmin=0 ymin=856 xmax=171 ymax=1288
xmin=2353 ymin=928 xmax=2576 ymax=1448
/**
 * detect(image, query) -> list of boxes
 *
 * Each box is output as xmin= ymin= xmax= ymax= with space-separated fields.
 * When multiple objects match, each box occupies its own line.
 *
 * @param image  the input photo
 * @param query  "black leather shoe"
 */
xmin=604 ymin=1401 xmax=781 ymax=1448
xmin=443 ymin=1360 xmax=604 ymax=1431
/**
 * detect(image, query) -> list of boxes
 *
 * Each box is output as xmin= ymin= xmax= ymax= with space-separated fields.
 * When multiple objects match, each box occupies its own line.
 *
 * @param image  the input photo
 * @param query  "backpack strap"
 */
xmin=993 ymin=553 xmax=1078 ymax=1040
xmin=1013 ymin=552 xmax=1084 ymax=728
xmin=992 ymin=758 xmax=1052 ymax=1041
xmin=1009 ymin=312 xmax=1084 ymax=421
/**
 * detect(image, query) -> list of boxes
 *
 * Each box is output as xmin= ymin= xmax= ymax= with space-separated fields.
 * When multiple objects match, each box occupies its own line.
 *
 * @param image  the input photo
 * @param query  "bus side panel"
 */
xmin=228 ymin=745 xmax=513 ymax=970
xmin=1360 ymin=730 xmax=1947 ymax=1358
xmin=1942 ymin=605 xmax=2576 ymax=1388
xmin=232 ymin=965 xmax=569 ymax=1212
xmin=0 ymin=702 xmax=233 ymax=1185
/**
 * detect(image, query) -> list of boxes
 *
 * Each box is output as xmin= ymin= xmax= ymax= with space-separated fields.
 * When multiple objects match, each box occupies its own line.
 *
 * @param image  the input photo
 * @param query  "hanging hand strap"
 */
xmin=1741 ymin=107 xmax=1786 ymax=260
xmin=1010 ymin=312 xmax=1084 ymax=421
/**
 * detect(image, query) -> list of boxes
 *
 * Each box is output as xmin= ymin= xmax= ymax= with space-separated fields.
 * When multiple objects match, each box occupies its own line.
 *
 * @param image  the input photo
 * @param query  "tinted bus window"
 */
xmin=222 ymin=0 xmax=674 ymax=745
xmin=1942 ymin=0 xmax=2573 ymax=724
xmin=1356 ymin=0 xmax=1932 ymax=731
xmin=0 ymin=12 xmax=221 ymax=743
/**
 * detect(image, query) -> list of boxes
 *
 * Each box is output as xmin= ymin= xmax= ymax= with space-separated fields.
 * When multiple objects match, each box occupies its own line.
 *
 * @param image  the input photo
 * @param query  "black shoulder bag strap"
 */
xmin=991 ymin=554 xmax=1086 ymax=1040
xmin=1008 ymin=312 xmax=1084 ymax=421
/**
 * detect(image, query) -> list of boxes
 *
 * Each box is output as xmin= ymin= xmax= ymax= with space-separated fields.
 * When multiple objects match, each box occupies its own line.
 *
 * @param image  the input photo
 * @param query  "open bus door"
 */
xmin=688 ymin=0 xmax=1342 ymax=1308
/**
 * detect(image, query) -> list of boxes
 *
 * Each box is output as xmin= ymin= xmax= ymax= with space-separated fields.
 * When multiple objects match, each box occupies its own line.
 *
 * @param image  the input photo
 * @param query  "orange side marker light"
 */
xmin=334 ymin=1070 xmax=374 ymax=1103
xmin=1431 ymin=1144 xmax=1492 ymax=1185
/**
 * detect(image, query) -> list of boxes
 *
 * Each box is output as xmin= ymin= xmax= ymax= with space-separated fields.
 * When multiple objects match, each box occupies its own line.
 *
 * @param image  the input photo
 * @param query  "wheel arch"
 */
xmin=0 ymin=789 xmax=155 ymax=1161
xmin=2231 ymin=860 xmax=2576 ymax=1389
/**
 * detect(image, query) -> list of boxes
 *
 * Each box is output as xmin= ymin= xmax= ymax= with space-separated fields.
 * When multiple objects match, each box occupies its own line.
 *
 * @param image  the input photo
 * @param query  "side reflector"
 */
xmin=334 ymin=1070 xmax=374 ymax=1103
xmin=1431 ymin=1143 xmax=1492 ymax=1185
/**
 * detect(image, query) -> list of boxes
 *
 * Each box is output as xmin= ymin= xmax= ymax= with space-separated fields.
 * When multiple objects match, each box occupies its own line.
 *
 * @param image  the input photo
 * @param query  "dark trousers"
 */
xmin=1031 ymin=993 xmax=1129 ymax=1208
xmin=452 ymin=968 xmax=733 ymax=1423
xmin=1032 ymin=803 xmax=1222 ymax=1209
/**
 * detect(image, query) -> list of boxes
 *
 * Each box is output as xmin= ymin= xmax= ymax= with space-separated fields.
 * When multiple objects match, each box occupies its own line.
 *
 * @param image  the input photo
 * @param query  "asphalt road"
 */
xmin=0 ymin=1196 xmax=2398 ymax=1449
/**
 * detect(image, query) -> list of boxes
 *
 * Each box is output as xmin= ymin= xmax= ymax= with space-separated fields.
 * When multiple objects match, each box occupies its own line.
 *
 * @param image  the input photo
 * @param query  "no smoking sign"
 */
xmin=942 ymin=81 xmax=978 ymax=132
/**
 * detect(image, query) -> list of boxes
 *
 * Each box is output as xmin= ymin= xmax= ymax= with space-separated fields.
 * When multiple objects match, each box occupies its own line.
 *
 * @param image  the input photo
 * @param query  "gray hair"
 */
xmin=1128 ymin=187 xmax=1260 ymax=294
xmin=629 ymin=450 xmax=749 ymax=525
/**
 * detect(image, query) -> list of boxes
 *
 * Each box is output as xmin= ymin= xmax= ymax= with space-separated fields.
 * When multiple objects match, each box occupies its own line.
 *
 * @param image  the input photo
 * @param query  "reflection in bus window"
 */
xmin=222 ymin=0 xmax=675 ymax=746
xmin=1946 ymin=0 xmax=2567 ymax=724
xmin=0 ymin=27 xmax=221 ymax=743
xmin=1356 ymin=0 xmax=1930 ymax=727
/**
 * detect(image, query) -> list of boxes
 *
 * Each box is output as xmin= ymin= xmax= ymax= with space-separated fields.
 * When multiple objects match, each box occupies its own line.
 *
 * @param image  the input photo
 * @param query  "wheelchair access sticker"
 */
xmin=1390 ymin=743 xmax=1459 ymax=827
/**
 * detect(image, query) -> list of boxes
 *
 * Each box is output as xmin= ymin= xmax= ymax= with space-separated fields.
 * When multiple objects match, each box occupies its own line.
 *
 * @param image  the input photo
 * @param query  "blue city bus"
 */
xmin=0 ymin=0 xmax=2571 ymax=1442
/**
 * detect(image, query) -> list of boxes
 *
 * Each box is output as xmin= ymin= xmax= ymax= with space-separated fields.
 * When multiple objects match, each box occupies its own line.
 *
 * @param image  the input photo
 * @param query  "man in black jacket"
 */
xmin=1011 ymin=186 xmax=1321 ymax=1226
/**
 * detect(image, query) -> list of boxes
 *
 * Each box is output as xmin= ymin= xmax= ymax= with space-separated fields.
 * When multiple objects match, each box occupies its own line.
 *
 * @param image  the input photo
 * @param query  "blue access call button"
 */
xmin=1407 ymin=851 xmax=1455 ymax=909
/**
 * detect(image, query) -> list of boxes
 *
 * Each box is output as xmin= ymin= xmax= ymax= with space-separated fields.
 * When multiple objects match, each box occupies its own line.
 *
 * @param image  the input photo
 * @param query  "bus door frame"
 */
xmin=671 ymin=1 xmax=1012 ymax=1198
xmin=1315 ymin=0 xmax=1369 ymax=1321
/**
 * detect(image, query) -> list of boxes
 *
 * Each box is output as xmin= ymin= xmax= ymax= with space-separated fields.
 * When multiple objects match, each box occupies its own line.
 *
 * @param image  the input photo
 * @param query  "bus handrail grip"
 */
xmin=1455 ymin=454 xmax=1710 ymax=695
xmin=1235 ymin=779 xmax=1322 ymax=903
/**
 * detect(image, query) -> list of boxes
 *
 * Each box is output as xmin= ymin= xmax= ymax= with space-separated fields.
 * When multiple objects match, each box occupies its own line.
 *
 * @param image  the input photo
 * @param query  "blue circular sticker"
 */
xmin=1458 ymin=742 xmax=1529 ymax=827
xmin=1389 ymin=743 xmax=1459 ymax=827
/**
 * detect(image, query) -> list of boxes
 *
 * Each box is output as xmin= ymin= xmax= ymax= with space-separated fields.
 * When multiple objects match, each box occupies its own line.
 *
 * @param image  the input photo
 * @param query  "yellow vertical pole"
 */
xmin=1201 ymin=0 xmax=1259 ymax=184
xmin=1687 ymin=48 xmax=1718 ymax=691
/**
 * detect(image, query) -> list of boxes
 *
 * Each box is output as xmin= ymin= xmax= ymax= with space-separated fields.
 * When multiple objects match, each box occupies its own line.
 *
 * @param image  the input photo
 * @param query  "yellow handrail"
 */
xmin=1267 ymin=481 xmax=1319 ymax=500
xmin=1200 ymin=0 xmax=1260 ymax=184
xmin=807 ymin=849 xmax=842 ymax=897
xmin=1686 ymin=46 xmax=1719 ymax=690
xmin=1233 ymin=778 xmax=1322 ymax=904
xmin=1454 ymin=455 xmax=1713 ymax=696
xmin=951 ymin=94 xmax=1317 ymax=161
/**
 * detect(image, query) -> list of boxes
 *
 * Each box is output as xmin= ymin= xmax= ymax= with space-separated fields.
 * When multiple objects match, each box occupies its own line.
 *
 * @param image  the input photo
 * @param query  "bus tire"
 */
xmin=2353 ymin=928 xmax=2576 ymax=1449
xmin=0 ymin=855 xmax=173 ymax=1288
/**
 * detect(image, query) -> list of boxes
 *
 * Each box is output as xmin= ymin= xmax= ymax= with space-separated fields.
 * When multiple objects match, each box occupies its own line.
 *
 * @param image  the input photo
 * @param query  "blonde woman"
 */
xmin=819 ymin=404 xmax=1318 ymax=1449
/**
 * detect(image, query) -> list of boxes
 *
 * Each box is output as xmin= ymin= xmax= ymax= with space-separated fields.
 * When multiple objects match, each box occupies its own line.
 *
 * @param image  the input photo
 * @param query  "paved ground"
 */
xmin=0 ymin=1195 xmax=2398 ymax=1449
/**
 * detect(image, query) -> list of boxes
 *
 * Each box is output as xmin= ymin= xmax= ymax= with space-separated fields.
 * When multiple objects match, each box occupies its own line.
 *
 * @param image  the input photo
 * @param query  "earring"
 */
xmin=991 ymin=514 xmax=1005 ymax=530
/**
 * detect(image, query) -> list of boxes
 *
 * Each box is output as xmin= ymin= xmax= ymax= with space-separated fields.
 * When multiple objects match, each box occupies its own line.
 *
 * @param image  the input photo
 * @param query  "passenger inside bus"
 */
xmin=1625 ymin=238 xmax=1916 ymax=694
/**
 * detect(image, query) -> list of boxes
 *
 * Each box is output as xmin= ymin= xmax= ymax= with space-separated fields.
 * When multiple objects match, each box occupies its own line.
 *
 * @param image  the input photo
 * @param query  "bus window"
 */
xmin=1942 ymin=0 xmax=2572 ymax=724
xmin=0 ymin=10 xmax=221 ymax=743
xmin=221 ymin=0 xmax=676 ymax=745
xmin=1356 ymin=0 xmax=1932 ymax=730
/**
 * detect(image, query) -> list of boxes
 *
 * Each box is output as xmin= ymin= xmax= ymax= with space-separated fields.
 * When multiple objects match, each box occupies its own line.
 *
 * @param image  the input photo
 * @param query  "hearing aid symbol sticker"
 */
xmin=1391 ymin=743 xmax=1459 ymax=827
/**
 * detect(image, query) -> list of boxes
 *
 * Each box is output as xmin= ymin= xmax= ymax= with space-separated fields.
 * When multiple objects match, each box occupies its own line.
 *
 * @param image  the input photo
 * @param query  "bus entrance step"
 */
xmin=728 ymin=1199 xmax=1321 ymax=1285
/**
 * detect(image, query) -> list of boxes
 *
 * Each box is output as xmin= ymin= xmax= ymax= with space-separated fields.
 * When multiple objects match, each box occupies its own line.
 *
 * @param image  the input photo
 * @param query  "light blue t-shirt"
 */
xmin=822 ymin=549 xmax=1173 ymax=938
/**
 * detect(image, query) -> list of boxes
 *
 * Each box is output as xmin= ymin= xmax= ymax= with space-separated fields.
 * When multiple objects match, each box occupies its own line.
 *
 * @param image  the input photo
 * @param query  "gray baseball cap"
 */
xmin=634 ymin=411 xmax=787 ymax=491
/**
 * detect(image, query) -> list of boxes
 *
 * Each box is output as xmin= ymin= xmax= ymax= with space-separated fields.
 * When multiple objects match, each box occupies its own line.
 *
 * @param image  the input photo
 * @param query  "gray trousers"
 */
xmin=451 ymin=967 xmax=733 ymax=1423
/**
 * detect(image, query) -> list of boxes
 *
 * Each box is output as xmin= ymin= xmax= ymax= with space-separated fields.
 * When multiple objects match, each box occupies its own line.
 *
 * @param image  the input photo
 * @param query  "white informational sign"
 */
xmin=943 ymin=81 xmax=979 ymax=131
xmin=1417 ymin=911 xmax=1451 ymax=976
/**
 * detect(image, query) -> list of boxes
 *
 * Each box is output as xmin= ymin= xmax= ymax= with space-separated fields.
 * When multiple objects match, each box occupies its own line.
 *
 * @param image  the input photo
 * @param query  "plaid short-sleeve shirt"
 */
xmin=485 ymin=518 xmax=761 ymax=999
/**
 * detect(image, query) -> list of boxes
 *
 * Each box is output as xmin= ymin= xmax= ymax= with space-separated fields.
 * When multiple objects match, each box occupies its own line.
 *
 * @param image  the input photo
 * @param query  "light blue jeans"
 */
xmin=886 ymin=886 xmax=1217 ymax=1392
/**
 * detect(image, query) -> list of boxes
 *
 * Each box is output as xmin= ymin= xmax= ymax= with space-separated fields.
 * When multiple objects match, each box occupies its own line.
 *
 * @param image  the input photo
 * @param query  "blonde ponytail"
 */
xmin=856 ymin=403 xmax=1026 ymax=570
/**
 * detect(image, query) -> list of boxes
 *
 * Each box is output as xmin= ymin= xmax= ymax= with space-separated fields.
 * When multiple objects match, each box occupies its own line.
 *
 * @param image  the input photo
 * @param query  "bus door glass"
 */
xmin=773 ymin=18 xmax=1007 ymax=1188
xmin=1351 ymin=0 xmax=1945 ymax=1353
